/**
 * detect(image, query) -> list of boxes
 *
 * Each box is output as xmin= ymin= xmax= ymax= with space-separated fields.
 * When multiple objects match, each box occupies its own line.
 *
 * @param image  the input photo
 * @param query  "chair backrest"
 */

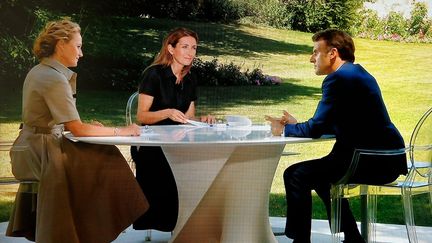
xmin=408 ymin=107 xmax=432 ymax=177
xmin=333 ymin=107 xmax=431 ymax=186
xmin=125 ymin=91 xmax=139 ymax=126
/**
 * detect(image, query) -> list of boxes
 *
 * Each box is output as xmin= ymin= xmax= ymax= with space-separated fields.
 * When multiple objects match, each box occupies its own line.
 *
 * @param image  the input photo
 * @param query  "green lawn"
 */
xmin=1 ymin=17 xmax=431 ymax=225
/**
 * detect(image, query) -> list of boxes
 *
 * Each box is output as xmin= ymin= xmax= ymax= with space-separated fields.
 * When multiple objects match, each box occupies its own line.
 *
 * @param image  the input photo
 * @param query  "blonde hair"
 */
xmin=33 ymin=19 xmax=81 ymax=60
xmin=152 ymin=27 xmax=198 ymax=80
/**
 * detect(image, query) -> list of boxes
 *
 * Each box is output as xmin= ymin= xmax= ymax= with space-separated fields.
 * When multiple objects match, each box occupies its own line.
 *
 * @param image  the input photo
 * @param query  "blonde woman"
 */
xmin=7 ymin=19 xmax=148 ymax=242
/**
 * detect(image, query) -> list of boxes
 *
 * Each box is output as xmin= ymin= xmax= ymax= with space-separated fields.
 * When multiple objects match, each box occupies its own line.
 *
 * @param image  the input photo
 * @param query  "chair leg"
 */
xmin=331 ymin=185 xmax=343 ymax=243
xmin=429 ymin=176 xmax=432 ymax=216
xmin=402 ymin=187 xmax=418 ymax=243
xmin=145 ymin=229 xmax=152 ymax=241
xmin=365 ymin=186 xmax=377 ymax=243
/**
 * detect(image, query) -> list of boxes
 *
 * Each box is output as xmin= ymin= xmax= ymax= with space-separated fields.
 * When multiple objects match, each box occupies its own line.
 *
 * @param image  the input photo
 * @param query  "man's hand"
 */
xmin=264 ymin=115 xmax=285 ymax=136
xmin=265 ymin=110 xmax=298 ymax=136
xmin=281 ymin=110 xmax=298 ymax=124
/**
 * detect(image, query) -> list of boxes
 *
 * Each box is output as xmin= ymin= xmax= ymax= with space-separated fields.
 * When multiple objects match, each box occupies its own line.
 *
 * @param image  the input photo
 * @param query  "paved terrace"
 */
xmin=1 ymin=217 xmax=432 ymax=242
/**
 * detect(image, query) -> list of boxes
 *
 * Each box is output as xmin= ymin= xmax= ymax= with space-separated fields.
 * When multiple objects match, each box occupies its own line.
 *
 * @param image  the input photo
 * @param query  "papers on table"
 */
xmin=187 ymin=115 xmax=253 ymax=128
xmin=186 ymin=119 xmax=211 ymax=127
xmin=186 ymin=120 xmax=228 ymax=128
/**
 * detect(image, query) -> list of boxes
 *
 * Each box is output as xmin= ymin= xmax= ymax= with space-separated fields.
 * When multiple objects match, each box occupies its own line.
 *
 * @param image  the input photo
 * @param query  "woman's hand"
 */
xmin=200 ymin=115 xmax=216 ymax=124
xmin=91 ymin=120 xmax=104 ymax=127
xmin=118 ymin=124 xmax=141 ymax=136
xmin=167 ymin=109 xmax=188 ymax=123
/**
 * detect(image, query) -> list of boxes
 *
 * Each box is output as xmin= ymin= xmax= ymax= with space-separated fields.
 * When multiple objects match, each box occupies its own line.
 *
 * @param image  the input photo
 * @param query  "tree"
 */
xmin=284 ymin=0 xmax=364 ymax=33
xmin=409 ymin=1 xmax=430 ymax=36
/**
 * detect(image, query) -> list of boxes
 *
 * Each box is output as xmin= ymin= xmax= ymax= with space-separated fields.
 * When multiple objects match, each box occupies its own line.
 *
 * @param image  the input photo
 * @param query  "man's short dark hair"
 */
xmin=312 ymin=29 xmax=355 ymax=63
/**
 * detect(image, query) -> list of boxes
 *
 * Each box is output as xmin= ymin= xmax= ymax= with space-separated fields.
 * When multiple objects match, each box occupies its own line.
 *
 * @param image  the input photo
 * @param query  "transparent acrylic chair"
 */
xmin=125 ymin=91 xmax=152 ymax=241
xmin=125 ymin=91 xmax=139 ymax=127
xmin=125 ymin=91 xmax=139 ymax=172
xmin=330 ymin=107 xmax=432 ymax=243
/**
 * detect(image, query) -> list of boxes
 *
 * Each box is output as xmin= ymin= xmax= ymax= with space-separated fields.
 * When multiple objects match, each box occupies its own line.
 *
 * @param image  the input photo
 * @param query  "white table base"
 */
xmin=162 ymin=144 xmax=285 ymax=243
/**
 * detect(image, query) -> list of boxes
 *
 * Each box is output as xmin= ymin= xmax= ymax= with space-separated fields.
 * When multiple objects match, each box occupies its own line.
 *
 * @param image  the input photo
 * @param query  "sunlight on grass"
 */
xmin=0 ymin=188 xmax=18 ymax=222
xmin=1 ymin=17 xmax=431 ymax=224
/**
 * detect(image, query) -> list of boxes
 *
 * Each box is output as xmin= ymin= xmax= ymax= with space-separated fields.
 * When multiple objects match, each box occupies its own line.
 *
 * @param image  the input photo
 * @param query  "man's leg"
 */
xmin=314 ymin=184 xmax=365 ymax=243
xmin=283 ymin=157 xmax=334 ymax=242
xmin=284 ymin=153 xmax=365 ymax=243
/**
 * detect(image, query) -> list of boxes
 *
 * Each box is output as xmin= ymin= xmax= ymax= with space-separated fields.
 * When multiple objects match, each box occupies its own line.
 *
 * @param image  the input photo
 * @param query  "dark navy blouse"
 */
xmin=138 ymin=64 xmax=197 ymax=125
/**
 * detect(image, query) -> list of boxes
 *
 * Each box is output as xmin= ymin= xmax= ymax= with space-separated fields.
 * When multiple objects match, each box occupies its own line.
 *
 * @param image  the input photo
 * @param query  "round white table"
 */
xmin=66 ymin=125 xmax=317 ymax=243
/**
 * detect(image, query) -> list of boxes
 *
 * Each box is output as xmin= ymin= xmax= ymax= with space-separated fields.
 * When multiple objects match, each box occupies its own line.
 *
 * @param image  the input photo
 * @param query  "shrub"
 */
xmin=196 ymin=0 xmax=242 ymax=22
xmin=245 ymin=68 xmax=281 ymax=86
xmin=192 ymin=58 xmax=220 ymax=86
xmin=284 ymin=0 xmax=363 ymax=33
xmin=191 ymin=58 xmax=280 ymax=86
xmin=303 ymin=1 xmax=331 ymax=32
xmin=245 ymin=68 xmax=267 ymax=86
xmin=409 ymin=2 xmax=431 ymax=36
xmin=0 ymin=8 xmax=86 ymax=87
xmin=233 ymin=0 xmax=290 ymax=29
xmin=76 ymin=55 xmax=153 ymax=91
xmin=353 ymin=3 xmax=432 ymax=43
xmin=260 ymin=1 xmax=290 ymax=29
xmin=351 ymin=8 xmax=384 ymax=38
xmin=0 ymin=35 xmax=36 ymax=86
xmin=385 ymin=11 xmax=408 ymax=37
xmin=217 ymin=62 xmax=249 ymax=85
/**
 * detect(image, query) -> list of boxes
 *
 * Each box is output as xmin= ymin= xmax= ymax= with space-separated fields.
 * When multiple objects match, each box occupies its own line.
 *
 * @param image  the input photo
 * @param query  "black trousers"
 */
xmin=283 ymin=151 xmax=402 ymax=242
xmin=131 ymin=146 xmax=178 ymax=232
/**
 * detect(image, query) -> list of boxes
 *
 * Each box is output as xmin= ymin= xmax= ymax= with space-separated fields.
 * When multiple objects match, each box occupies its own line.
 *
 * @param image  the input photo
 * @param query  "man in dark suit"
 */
xmin=266 ymin=29 xmax=407 ymax=243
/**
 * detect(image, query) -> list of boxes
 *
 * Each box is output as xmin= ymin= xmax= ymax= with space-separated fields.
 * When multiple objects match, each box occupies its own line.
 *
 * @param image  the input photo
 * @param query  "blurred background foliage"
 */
xmin=1 ymin=0 xmax=432 ymax=91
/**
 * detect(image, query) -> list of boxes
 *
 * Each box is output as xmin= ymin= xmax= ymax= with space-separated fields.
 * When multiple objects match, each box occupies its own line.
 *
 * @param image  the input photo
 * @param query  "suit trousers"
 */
xmin=283 ymin=151 xmax=402 ymax=242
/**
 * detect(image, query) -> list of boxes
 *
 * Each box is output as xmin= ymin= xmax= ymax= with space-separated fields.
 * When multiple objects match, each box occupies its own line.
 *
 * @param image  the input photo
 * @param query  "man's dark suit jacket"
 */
xmin=284 ymin=62 xmax=408 ymax=182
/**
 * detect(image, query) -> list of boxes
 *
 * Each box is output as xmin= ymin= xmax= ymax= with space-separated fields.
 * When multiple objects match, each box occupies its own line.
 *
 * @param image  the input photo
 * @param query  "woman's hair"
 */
xmin=33 ymin=19 xmax=81 ymax=60
xmin=312 ymin=29 xmax=355 ymax=63
xmin=152 ymin=27 xmax=198 ymax=80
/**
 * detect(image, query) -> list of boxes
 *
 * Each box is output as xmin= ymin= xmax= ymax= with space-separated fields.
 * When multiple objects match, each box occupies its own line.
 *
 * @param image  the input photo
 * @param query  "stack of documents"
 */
xmin=186 ymin=115 xmax=252 ymax=127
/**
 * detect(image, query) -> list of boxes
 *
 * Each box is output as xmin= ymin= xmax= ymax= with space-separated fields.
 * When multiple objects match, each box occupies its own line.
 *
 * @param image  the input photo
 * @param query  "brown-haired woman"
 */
xmin=6 ymin=19 xmax=148 ymax=242
xmin=131 ymin=27 xmax=214 ymax=232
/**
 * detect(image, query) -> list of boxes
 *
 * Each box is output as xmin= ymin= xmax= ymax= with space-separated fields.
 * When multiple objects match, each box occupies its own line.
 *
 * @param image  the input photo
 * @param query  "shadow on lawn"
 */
xmin=197 ymin=78 xmax=321 ymax=113
xmin=82 ymin=17 xmax=312 ymax=60
xmin=1 ymin=17 xmax=315 ymax=124
xmin=0 ymin=79 xmax=320 ymax=125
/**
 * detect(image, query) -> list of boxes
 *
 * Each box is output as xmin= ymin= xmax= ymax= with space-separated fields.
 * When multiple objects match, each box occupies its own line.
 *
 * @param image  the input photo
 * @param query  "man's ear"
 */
xmin=330 ymin=47 xmax=339 ymax=59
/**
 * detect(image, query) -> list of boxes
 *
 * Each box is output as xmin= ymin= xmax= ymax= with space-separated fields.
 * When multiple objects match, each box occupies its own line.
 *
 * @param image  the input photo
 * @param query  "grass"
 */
xmin=1 ymin=17 xmax=431 ymax=225
xmin=0 ymin=187 xmax=17 ymax=223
